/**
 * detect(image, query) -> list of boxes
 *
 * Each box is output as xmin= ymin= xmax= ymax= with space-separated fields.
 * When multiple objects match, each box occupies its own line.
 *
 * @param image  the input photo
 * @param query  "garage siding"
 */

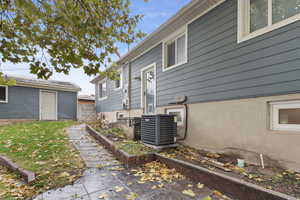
xmin=0 ymin=86 xmax=39 ymax=119
xmin=0 ymin=86 xmax=78 ymax=120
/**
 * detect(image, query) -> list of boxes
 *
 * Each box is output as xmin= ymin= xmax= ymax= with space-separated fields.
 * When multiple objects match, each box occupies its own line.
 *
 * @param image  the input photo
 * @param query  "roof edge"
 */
xmin=91 ymin=0 xmax=225 ymax=83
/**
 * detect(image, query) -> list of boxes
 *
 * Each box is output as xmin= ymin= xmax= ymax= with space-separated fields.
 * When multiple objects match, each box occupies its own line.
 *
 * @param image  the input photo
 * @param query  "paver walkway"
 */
xmin=33 ymin=125 xmax=217 ymax=200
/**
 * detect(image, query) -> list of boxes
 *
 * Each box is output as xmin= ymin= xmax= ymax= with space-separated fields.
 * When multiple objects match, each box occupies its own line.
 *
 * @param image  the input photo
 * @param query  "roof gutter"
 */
xmin=15 ymin=82 xmax=81 ymax=92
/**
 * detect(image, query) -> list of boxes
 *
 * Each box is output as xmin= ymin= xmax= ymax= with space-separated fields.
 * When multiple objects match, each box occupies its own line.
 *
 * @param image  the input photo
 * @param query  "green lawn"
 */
xmin=0 ymin=121 xmax=85 ymax=199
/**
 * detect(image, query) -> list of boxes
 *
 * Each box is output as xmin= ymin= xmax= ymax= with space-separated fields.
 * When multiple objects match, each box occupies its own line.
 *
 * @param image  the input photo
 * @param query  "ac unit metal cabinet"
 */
xmin=141 ymin=115 xmax=177 ymax=146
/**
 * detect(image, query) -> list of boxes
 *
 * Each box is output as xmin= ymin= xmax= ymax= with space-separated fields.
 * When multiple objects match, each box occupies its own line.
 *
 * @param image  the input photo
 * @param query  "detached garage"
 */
xmin=0 ymin=75 xmax=81 ymax=121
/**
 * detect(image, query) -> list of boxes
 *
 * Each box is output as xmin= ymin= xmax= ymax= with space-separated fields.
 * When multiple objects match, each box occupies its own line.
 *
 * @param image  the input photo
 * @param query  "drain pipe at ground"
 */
xmin=260 ymin=154 xmax=265 ymax=169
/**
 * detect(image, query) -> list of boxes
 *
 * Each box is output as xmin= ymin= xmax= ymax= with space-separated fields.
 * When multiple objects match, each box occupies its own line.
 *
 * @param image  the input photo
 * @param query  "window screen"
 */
xmin=0 ymin=86 xmax=7 ymax=102
xmin=99 ymin=81 xmax=107 ymax=98
xmin=250 ymin=0 xmax=268 ymax=32
xmin=177 ymin=35 xmax=186 ymax=64
xmin=273 ymin=0 xmax=300 ymax=23
xmin=115 ymin=72 xmax=121 ymax=89
xmin=167 ymin=41 xmax=176 ymax=67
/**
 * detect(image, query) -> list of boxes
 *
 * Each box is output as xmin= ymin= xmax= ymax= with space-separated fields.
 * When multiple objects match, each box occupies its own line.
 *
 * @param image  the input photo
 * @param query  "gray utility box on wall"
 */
xmin=141 ymin=114 xmax=177 ymax=146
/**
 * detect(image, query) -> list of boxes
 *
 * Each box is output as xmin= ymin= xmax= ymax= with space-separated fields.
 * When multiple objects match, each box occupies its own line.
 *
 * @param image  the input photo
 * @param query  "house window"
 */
xmin=238 ymin=0 xmax=300 ymax=42
xmin=166 ymin=108 xmax=184 ymax=126
xmin=114 ymin=70 xmax=122 ymax=90
xmin=163 ymin=28 xmax=187 ymax=71
xmin=270 ymin=101 xmax=300 ymax=131
xmin=0 ymin=86 xmax=8 ymax=103
xmin=98 ymin=80 xmax=107 ymax=100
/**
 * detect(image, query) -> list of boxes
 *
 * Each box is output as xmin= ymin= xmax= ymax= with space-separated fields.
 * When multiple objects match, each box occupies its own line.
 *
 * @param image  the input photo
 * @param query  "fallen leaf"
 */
xmin=59 ymin=172 xmax=70 ymax=177
xmin=115 ymin=186 xmax=124 ymax=192
xmin=202 ymin=196 xmax=212 ymax=200
xmin=125 ymin=192 xmax=138 ymax=200
xmin=188 ymin=184 xmax=193 ymax=188
xmin=254 ymin=178 xmax=264 ymax=182
xmin=98 ymin=192 xmax=108 ymax=199
xmin=151 ymin=185 xmax=157 ymax=190
xmin=182 ymin=189 xmax=196 ymax=197
xmin=137 ymin=180 xmax=145 ymax=184
xmin=197 ymin=183 xmax=204 ymax=189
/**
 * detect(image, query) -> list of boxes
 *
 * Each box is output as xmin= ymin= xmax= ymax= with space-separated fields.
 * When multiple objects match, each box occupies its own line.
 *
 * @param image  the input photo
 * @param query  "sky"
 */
xmin=1 ymin=0 xmax=191 ymax=95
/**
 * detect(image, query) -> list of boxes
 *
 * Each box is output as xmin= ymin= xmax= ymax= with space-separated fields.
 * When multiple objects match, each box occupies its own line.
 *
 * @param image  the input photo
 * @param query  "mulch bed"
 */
xmin=160 ymin=146 xmax=300 ymax=198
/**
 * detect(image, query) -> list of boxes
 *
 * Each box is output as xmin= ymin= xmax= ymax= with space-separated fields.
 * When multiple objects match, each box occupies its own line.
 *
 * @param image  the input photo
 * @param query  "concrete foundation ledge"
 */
xmin=155 ymin=154 xmax=297 ymax=200
xmin=0 ymin=155 xmax=35 ymax=184
xmin=86 ymin=125 xmax=156 ymax=168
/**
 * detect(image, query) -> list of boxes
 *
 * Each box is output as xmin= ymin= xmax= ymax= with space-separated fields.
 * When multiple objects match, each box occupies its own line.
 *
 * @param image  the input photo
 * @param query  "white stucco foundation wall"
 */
xmin=97 ymin=93 xmax=300 ymax=171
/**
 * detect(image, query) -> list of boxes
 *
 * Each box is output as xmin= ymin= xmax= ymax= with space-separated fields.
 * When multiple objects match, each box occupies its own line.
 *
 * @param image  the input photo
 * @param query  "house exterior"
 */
xmin=91 ymin=0 xmax=300 ymax=170
xmin=0 ymin=75 xmax=80 ymax=121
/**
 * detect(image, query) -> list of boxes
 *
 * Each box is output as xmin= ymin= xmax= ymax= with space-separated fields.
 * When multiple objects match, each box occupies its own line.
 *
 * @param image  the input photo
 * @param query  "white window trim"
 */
xmin=98 ymin=79 xmax=108 ymax=101
xmin=238 ymin=0 xmax=300 ymax=43
xmin=0 ymin=85 xmax=8 ymax=103
xmin=162 ymin=26 xmax=188 ymax=72
xmin=114 ymin=68 xmax=123 ymax=91
xmin=270 ymin=100 xmax=300 ymax=131
xmin=166 ymin=108 xmax=184 ymax=126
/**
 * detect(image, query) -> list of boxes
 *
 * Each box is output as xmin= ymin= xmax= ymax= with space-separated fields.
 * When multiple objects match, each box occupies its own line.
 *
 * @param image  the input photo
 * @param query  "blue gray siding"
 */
xmin=0 ymin=86 xmax=39 ymax=119
xmin=95 ymin=0 xmax=300 ymax=112
xmin=156 ymin=0 xmax=300 ymax=106
xmin=95 ymin=65 xmax=129 ymax=112
xmin=0 ymin=86 xmax=77 ymax=120
xmin=57 ymin=91 xmax=77 ymax=120
xmin=131 ymin=45 xmax=162 ymax=109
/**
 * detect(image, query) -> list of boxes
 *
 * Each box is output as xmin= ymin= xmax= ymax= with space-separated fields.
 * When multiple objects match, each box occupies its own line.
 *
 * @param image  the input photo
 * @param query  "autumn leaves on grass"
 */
xmin=0 ymin=121 xmax=84 ymax=199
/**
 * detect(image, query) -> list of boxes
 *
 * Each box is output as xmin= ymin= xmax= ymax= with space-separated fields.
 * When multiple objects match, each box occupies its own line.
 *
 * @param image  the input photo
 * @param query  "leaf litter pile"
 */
xmin=160 ymin=146 xmax=300 ymax=198
xmin=0 ymin=165 xmax=33 ymax=199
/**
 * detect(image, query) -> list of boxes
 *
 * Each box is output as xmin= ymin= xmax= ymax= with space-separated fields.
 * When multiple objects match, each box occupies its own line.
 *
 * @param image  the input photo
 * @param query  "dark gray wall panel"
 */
xmin=57 ymin=91 xmax=77 ymax=120
xmin=156 ymin=0 xmax=300 ymax=106
xmin=0 ymin=86 xmax=39 ymax=119
xmin=95 ymin=0 xmax=300 ymax=111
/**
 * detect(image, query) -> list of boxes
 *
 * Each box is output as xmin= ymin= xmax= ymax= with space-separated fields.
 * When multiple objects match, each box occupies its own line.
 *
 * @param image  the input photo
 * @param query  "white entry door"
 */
xmin=142 ymin=64 xmax=156 ymax=114
xmin=40 ymin=91 xmax=57 ymax=120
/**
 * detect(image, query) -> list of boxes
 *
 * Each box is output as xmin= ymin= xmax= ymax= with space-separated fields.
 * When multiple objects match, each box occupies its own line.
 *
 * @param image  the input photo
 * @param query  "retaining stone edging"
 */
xmin=86 ymin=125 xmax=155 ymax=168
xmin=86 ymin=124 xmax=296 ymax=200
xmin=0 ymin=155 xmax=35 ymax=184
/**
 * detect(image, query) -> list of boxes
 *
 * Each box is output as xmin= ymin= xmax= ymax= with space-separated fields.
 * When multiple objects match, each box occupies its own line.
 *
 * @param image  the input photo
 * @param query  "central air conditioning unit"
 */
xmin=141 ymin=114 xmax=177 ymax=146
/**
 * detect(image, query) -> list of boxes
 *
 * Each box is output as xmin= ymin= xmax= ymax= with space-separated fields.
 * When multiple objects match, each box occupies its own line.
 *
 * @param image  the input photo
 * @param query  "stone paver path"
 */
xmin=33 ymin=125 xmax=219 ymax=200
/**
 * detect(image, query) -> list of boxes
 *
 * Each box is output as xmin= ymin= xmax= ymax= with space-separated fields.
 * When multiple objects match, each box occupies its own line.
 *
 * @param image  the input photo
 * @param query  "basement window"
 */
xmin=0 ymin=86 xmax=8 ymax=103
xmin=166 ymin=108 xmax=184 ymax=126
xmin=270 ymin=101 xmax=300 ymax=131
xmin=238 ymin=0 xmax=300 ymax=43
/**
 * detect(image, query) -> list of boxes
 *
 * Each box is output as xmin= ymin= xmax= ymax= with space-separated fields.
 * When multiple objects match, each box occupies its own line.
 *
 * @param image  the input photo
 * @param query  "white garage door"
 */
xmin=40 ymin=91 xmax=57 ymax=120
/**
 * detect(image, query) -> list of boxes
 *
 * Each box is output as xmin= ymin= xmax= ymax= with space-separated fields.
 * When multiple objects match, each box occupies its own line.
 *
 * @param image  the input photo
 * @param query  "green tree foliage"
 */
xmin=0 ymin=0 xmax=145 ymax=81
